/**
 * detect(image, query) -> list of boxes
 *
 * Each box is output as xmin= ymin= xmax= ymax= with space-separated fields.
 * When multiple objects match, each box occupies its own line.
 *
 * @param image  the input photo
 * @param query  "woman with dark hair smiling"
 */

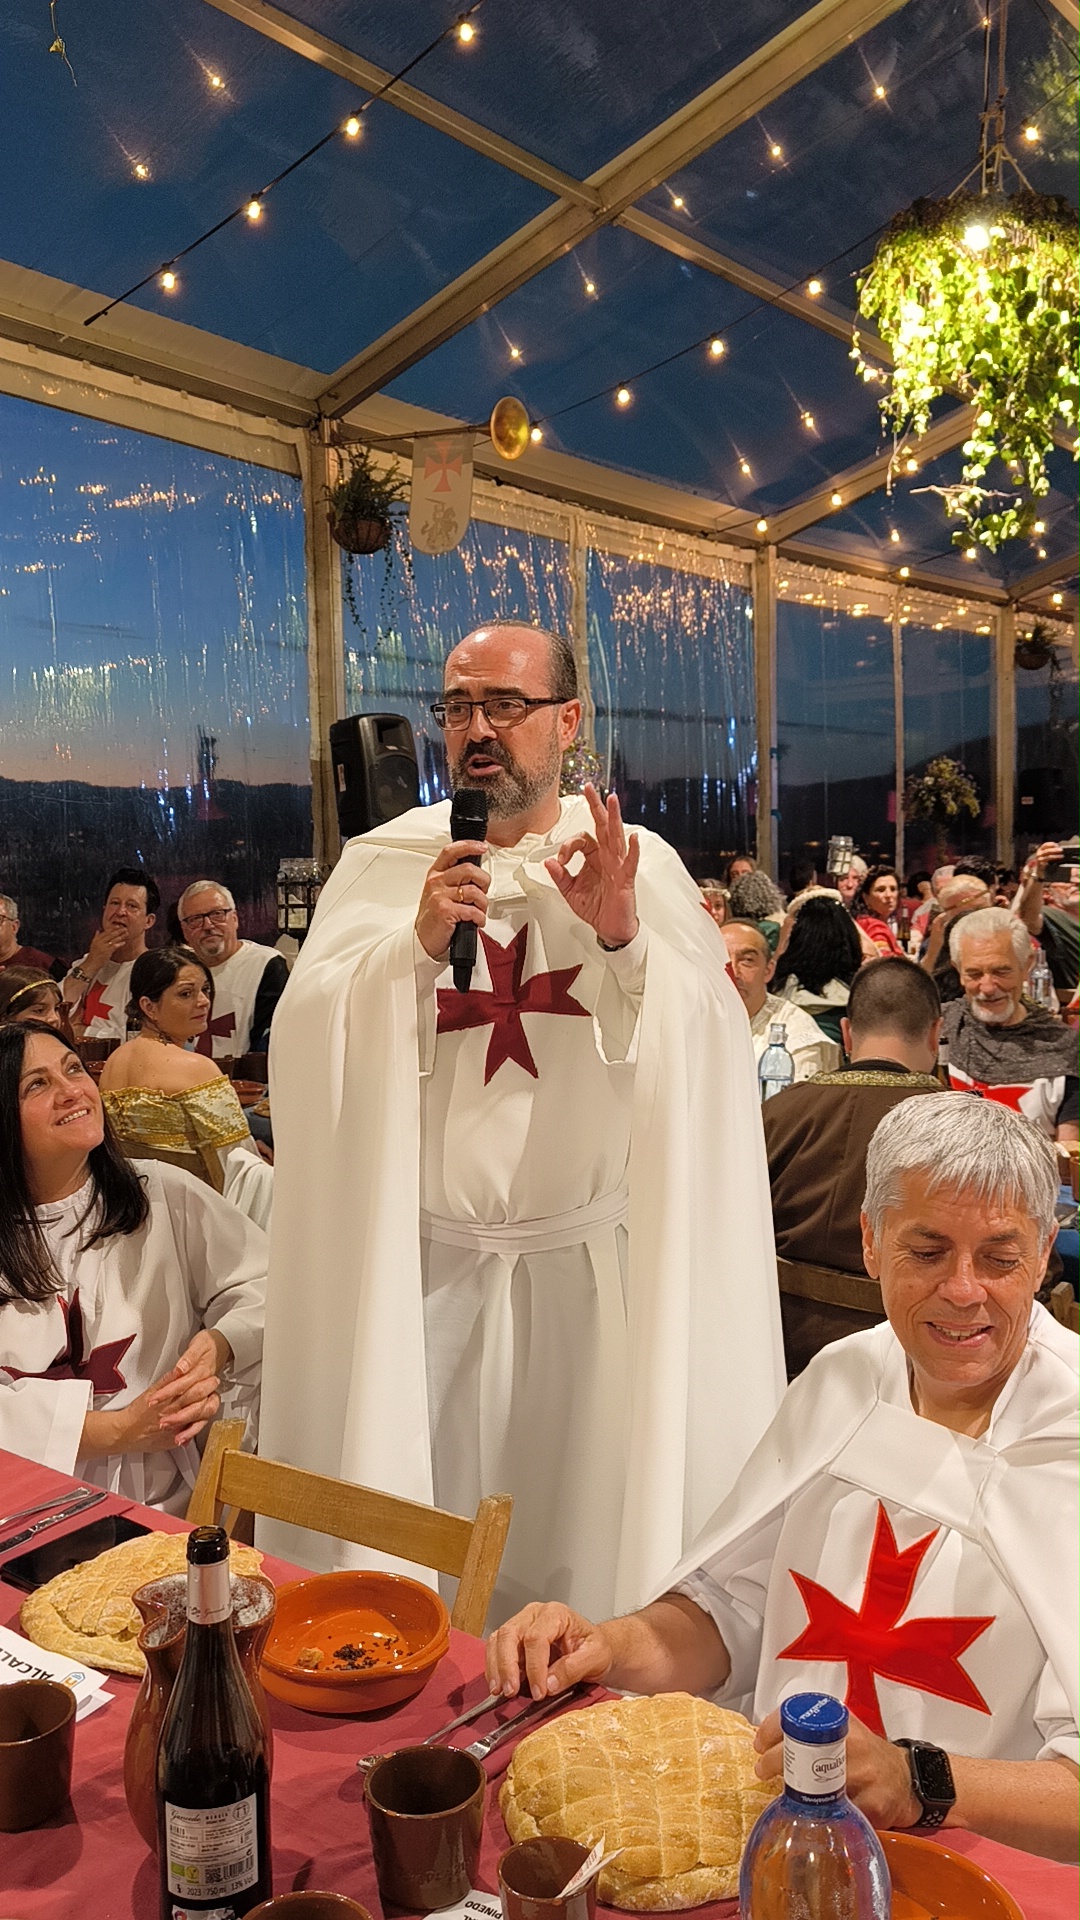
xmin=0 ymin=1022 xmax=265 ymax=1510
xmin=99 ymin=946 xmax=272 ymax=1229
xmin=854 ymin=864 xmax=905 ymax=956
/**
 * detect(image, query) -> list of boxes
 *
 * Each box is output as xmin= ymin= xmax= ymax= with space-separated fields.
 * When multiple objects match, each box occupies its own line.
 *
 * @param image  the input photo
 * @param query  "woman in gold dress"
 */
xmin=99 ymin=947 xmax=272 ymax=1230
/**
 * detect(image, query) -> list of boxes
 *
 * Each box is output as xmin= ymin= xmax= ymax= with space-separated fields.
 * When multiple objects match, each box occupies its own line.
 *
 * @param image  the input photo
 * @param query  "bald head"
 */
xmin=445 ymin=621 xmax=577 ymax=703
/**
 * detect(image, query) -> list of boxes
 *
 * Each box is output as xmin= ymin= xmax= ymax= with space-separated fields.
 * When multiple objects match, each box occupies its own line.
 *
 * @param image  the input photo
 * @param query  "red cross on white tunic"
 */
xmin=436 ymin=925 xmax=590 ymax=1083
xmin=82 ymin=981 xmax=116 ymax=1029
xmin=6 ymin=1290 xmax=134 ymax=1396
xmin=195 ymin=1010 xmax=236 ymax=1057
xmin=778 ymin=1501 xmax=994 ymax=1736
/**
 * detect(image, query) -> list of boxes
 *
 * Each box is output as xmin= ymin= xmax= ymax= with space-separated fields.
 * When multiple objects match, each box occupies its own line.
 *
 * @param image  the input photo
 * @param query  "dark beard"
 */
xmin=449 ymin=734 xmax=563 ymax=820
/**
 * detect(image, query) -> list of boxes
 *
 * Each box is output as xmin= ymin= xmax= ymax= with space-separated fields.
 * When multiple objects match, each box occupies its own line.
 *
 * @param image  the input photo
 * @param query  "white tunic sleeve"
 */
xmin=156 ymin=1168 xmax=267 ymax=1379
xmin=674 ymin=1500 xmax=785 ymax=1717
xmin=0 ymin=1372 xmax=91 ymax=1476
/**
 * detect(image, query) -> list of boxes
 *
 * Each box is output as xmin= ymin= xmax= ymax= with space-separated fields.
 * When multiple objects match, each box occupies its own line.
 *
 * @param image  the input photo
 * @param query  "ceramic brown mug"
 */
xmin=246 ymin=1896 xmax=375 ymax=1919
xmin=0 ymin=1679 xmax=76 ymax=1832
xmin=365 ymin=1746 xmax=485 ymax=1911
xmin=498 ymin=1838 xmax=598 ymax=1920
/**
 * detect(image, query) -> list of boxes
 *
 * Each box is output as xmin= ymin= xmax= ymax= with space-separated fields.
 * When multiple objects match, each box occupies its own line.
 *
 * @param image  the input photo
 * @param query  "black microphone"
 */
xmin=448 ymin=788 xmax=489 ymax=992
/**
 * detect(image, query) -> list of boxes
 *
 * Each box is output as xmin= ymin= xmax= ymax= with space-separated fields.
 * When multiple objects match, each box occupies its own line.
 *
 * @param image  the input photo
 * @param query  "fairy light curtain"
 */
xmin=585 ymin=550 xmax=755 ymax=870
xmin=777 ymin=601 xmax=896 ymax=871
xmin=343 ymin=519 xmax=571 ymax=803
xmin=0 ymin=392 xmax=309 ymax=962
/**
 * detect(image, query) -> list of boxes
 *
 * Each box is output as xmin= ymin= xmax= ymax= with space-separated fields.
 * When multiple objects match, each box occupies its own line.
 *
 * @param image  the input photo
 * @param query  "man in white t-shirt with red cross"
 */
xmin=176 ymin=881 xmax=288 ymax=1061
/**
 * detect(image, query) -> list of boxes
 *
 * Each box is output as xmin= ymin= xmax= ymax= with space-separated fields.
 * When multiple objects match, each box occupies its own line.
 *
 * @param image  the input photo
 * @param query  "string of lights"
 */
xmin=83 ymin=3 xmax=483 ymax=327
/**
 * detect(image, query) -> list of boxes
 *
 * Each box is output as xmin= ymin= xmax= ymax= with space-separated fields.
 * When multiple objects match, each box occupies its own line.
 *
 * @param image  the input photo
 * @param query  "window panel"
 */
xmin=777 ymin=602 xmax=895 ymax=872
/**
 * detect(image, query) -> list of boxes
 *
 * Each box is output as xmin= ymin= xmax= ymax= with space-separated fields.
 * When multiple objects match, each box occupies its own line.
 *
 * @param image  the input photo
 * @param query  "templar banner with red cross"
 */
xmin=409 ymin=433 xmax=474 ymax=554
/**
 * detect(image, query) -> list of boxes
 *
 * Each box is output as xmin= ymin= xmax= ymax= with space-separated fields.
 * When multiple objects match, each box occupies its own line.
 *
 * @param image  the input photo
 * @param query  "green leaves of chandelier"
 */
xmin=853 ymin=190 xmax=1078 ymax=551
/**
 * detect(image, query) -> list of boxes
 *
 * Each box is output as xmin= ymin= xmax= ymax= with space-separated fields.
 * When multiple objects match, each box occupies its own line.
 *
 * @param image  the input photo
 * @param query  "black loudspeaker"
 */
xmin=330 ymin=713 xmax=420 ymax=838
xmin=1016 ymin=766 xmax=1069 ymax=837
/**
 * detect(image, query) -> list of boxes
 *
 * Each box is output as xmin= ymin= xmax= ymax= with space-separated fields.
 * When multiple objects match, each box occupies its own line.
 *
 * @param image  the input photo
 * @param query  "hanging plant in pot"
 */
xmin=327 ymin=444 xmax=410 ymax=627
xmin=853 ymin=189 xmax=1078 ymax=551
xmin=1014 ymin=619 xmax=1061 ymax=671
xmin=902 ymin=755 xmax=981 ymax=862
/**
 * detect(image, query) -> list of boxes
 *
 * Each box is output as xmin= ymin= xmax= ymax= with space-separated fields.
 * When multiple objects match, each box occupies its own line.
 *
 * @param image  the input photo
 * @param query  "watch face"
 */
xmin=913 ymin=1743 xmax=955 ymax=1805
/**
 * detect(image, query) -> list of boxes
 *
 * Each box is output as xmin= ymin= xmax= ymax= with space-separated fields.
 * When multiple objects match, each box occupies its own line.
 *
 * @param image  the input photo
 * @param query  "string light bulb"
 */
xmin=889 ymin=528 xmax=901 ymax=544
xmin=801 ymin=410 xmax=815 ymax=431
xmin=806 ymin=279 xmax=822 ymax=297
xmin=1037 ymin=547 xmax=1047 ymax=558
xmin=245 ymin=199 xmax=263 ymax=222
xmin=1051 ymin=591 xmax=1064 ymax=605
xmin=456 ymin=18 xmax=476 ymax=43
xmin=739 ymin=459 xmax=752 ymax=477
xmin=1033 ymin=520 xmax=1046 ymax=534
xmin=584 ymin=278 xmax=596 ymax=296
xmin=615 ymin=386 xmax=632 ymax=407
xmin=160 ymin=270 xmax=178 ymax=291
xmin=756 ymin=518 xmax=768 ymax=533
xmin=133 ymin=162 xmax=150 ymax=181
xmin=904 ymin=456 xmax=919 ymax=473
xmin=1023 ymin=124 xmax=1040 ymax=142
xmin=963 ymin=223 xmax=991 ymax=252
xmin=207 ymin=71 xmax=224 ymax=90
xmin=343 ymin=115 xmax=362 ymax=138
xmin=830 ymin=491 xmax=843 ymax=507
xmin=898 ymin=566 xmax=910 ymax=578
xmin=529 ymin=425 xmax=543 ymax=443
xmin=769 ymin=142 xmax=783 ymax=159
xmin=708 ymin=337 xmax=725 ymax=358
xmin=873 ymin=82 xmax=886 ymax=99
xmin=963 ymin=546 xmax=978 ymax=560
xmin=671 ymin=194 xmax=686 ymax=210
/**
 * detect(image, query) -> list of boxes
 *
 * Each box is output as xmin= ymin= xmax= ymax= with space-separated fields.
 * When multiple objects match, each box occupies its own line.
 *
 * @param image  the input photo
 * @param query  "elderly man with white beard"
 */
xmin=942 ymin=908 xmax=1078 ymax=1142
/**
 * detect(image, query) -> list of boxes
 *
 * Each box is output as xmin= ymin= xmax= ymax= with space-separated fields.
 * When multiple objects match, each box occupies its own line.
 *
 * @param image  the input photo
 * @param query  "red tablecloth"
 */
xmin=0 ymin=1451 xmax=1075 ymax=1919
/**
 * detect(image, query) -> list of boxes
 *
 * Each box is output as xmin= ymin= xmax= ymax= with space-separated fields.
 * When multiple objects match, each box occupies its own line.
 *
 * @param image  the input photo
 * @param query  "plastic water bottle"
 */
xmin=739 ymin=1694 xmax=890 ymax=1920
xmin=1029 ymin=946 xmax=1055 ymax=1011
xmin=758 ymin=1024 xmax=795 ymax=1101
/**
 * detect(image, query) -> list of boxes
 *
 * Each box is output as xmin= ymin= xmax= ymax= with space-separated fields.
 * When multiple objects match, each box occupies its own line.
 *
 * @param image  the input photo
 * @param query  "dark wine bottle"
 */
xmin=157 ymin=1526 xmax=272 ymax=1920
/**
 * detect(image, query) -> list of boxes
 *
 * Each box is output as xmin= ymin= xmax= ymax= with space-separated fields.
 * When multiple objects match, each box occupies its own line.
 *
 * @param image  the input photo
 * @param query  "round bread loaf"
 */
xmin=21 ymin=1530 xmax=263 ymax=1675
xmin=499 ymin=1692 xmax=777 ymax=1910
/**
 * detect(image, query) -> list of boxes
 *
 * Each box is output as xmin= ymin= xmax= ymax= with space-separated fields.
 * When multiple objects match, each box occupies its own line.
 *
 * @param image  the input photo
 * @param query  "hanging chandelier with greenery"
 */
xmin=851 ymin=0 xmax=1079 ymax=553
xmin=853 ymin=190 xmax=1078 ymax=550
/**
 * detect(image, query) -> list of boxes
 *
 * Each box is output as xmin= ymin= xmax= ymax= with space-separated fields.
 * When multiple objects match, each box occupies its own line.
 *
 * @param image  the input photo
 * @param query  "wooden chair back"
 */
xmin=119 ymin=1137 xmax=225 ymax=1192
xmin=186 ymin=1438 xmax=512 ymax=1639
xmin=1048 ymin=1280 xmax=1080 ymax=1335
xmin=776 ymin=1257 xmax=885 ymax=1382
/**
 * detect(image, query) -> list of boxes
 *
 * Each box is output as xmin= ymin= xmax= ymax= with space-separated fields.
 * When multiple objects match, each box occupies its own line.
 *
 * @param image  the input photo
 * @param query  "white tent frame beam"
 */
xmin=317 ymin=0 xmax=911 ymax=414
xmin=765 ymin=405 xmax=977 ymax=543
xmin=1008 ymin=548 xmax=1079 ymax=607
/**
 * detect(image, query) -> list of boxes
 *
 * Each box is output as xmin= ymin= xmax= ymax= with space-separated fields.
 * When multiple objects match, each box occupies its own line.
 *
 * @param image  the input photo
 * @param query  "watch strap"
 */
xmin=894 ymin=1738 xmax=955 ymax=1830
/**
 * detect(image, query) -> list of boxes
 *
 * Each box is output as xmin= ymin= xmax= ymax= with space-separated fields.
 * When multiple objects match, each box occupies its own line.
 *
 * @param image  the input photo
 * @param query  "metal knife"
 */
xmin=0 ymin=1488 xmax=108 ymax=1555
xmin=0 ymin=1486 xmax=103 ymax=1535
xmin=462 ymin=1683 xmax=587 ymax=1760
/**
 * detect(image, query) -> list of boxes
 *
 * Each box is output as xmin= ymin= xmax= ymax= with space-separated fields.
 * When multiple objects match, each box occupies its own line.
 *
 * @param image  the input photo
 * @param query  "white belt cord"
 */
xmin=419 ymin=1187 xmax=628 ymax=1256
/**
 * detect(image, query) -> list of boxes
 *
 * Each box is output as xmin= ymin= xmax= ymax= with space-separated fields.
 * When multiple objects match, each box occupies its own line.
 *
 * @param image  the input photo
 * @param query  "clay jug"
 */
xmin=123 ymin=1569 xmax=276 ymax=1851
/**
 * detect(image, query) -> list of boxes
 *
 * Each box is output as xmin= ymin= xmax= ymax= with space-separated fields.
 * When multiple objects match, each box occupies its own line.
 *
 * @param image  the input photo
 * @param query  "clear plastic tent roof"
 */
xmin=0 ymin=0 xmax=1075 ymax=595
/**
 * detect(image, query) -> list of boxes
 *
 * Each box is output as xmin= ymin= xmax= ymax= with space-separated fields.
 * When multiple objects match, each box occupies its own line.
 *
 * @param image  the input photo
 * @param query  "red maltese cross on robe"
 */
xmin=777 ymin=1502 xmax=994 ymax=1736
xmin=195 ymin=1010 xmax=236 ymax=1057
xmin=81 ymin=981 xmax=116 ymax=1029
xmin=436 ymin=925 xmax=590 ymax=1083
xmin=6 ymin=1290 xmax=134 ymax=1395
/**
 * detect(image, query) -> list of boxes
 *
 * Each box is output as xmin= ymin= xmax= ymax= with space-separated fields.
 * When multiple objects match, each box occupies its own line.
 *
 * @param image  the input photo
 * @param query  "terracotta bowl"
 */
xmin=878 ymin=1832 xmax=1024 ymax=1920
xmin=232 ymin=1080 xmax=266 ymax=1107
xmin=260 ymin=1570 xmax=450 ymax=1715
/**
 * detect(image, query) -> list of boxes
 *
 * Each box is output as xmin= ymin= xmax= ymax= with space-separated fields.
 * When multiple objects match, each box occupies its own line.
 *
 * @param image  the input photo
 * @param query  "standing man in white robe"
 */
xmin=261 ymin=622 xmax=784 ymax=1619
xmin=487 ymin=1096 xmax=1078 ymax=1862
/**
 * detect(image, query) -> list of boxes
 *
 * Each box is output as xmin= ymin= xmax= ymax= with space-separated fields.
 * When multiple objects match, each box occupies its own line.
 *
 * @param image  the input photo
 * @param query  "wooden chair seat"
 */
xmin=186 ymin=1425 xmax=512 ymax=1639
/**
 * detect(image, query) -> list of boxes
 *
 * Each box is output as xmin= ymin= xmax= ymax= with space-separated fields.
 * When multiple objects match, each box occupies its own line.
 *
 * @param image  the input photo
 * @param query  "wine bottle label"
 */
xmin=783 ymin=1733 xmax=846 ymax=1796
xmin=187 ymin=1556 xmax=232 ymax=1626
xmin=165 ymin=1794 xmax=258 ymax=1899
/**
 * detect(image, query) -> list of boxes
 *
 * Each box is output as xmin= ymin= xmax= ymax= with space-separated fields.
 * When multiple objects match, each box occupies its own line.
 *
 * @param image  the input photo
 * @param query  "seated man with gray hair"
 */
xmin=488 ymin=1095 xmax=1078 ymax=1862
xmin=943 ymin=906 xmax=1078 ymax=1141
xmin=175 ymin=880 xmax=289 ymax=1059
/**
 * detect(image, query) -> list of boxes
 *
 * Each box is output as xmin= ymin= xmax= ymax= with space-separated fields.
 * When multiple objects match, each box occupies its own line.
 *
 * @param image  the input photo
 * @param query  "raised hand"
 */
xmin=545 ymin=784 xmax=640 ymax=949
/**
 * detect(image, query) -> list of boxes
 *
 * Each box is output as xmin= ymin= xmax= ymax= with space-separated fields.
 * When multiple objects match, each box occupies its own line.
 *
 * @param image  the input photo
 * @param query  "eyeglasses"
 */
xmin=180 ymin=908 xmax=235 ymax=929
xmin=430 ymin=696 xmax=565 ymax=731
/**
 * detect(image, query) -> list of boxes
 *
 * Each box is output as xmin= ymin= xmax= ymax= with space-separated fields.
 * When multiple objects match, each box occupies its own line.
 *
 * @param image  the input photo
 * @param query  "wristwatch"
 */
xmin=69 ymin=965 xmax=89 ymax=984
xmin=894 ymin=1739 xmax=956 ymax=1830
